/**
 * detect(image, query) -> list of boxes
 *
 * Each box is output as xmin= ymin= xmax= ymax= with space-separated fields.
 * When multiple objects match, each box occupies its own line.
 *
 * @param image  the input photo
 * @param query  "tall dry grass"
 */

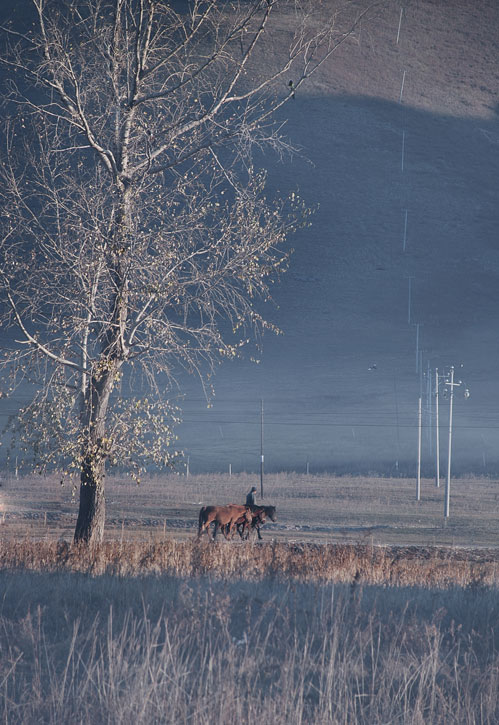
xmin=0 ymin=570 xmax=498 ymax=724
xmin=0 ymin=538 xmax=498 ymax=588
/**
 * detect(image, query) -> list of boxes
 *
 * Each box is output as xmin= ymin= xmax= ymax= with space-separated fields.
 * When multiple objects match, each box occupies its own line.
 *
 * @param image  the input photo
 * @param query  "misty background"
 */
xmin=2 ymin=0 xmax=499 ymax=476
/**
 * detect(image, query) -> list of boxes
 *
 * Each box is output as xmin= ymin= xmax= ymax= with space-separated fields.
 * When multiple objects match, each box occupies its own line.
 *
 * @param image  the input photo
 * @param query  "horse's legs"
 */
xmin=230 ymin=520 xmax=246 ymax=539
xmin=201 ymin=518 xmax=214 ymax=538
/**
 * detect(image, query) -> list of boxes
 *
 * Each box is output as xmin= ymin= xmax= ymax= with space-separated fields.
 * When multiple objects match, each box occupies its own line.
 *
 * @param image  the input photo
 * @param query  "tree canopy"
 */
xmin=0 ymin=0 xmax=371 ymax=543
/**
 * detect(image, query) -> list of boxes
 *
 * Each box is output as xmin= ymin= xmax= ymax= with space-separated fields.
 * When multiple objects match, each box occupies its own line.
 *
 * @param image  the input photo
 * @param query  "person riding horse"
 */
xmin=245 ymin=486 xmax=257 ymax=507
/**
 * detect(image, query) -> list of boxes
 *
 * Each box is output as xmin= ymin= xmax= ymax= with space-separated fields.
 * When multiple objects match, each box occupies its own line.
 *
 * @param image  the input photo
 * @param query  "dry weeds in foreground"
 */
xmin=1 ymin=570 xmax=498 ymax=724
xmin=1 ymin=538 xmax=498 ymax=588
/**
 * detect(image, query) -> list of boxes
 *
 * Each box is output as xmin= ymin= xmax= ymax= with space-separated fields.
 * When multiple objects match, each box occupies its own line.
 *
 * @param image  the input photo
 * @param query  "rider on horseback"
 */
xmin=245 ymin=486 xmax=257 ymax=507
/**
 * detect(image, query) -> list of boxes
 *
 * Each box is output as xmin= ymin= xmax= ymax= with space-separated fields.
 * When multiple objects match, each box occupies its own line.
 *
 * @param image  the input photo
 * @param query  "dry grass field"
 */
xmin=1 ymin=471 xmax=498 ymax=547
xmin=1 ymin=471 xmax=498 ymax=588
xmin=1 ymin=568 xmax=498 ymax=724
xmin=1 ymin=472 xmax=498 ymax=723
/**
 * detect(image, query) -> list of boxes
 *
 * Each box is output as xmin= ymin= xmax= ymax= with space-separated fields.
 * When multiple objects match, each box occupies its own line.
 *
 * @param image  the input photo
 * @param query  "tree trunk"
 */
xmin=73 ymin=188 xmax=128 ymax=546
xmin=74 ymin=369 xmax=115 ymax=545
xmin=74 ymin=456 xmax=106 ymax=544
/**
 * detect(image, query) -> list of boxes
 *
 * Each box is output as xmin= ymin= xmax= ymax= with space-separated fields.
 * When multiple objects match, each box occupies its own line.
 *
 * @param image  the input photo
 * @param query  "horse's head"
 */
xmin=264 ymin=505 xmax=277 ymax=522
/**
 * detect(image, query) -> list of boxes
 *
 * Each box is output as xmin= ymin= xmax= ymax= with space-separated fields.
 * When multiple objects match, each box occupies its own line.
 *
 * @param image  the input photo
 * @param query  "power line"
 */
xmin=179 ymin=418 xmax=499 ymax=430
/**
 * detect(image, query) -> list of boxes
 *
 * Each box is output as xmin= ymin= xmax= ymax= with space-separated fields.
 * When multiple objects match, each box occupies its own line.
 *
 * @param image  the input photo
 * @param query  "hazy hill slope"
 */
xmin=178 ymin=0 xmax=499 ymax=475
xmin=1 ymin=0 xmax=499 ymax=476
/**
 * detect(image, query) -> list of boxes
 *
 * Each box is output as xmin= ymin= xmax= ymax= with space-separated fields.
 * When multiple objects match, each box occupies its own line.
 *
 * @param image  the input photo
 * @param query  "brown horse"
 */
xmin=198 ymin=504 xmax=252 ymax=540
xmin=233 ymin=505 xmax=277 ymax=540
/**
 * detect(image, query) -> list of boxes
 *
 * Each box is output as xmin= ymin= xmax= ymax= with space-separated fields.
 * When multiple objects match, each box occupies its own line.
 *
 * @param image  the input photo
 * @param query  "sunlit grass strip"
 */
xmin=0 ymin=539 xmax=497 ymax=588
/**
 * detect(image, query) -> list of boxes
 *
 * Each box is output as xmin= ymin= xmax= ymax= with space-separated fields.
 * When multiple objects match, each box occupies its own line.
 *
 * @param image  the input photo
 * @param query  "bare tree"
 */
xmin=0 ymin=0 xmax=373 ymax=544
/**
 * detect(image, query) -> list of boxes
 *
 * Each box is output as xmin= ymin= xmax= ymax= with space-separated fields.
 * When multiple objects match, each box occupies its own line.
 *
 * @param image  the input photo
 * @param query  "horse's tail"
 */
xmin=198 ymin=506 xmax=207 ymax=535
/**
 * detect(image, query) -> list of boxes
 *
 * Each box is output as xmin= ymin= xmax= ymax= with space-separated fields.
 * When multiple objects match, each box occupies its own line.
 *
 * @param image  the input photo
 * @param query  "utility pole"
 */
xmin=444 ymin=367 xmax=455 ymax=518
xmin=396 ymin=6 xmax=404 ymax=44
xmin=393 ymin=375 xmax=400 ymax=474
xmin=260 ymin=398 xmax=264 ymax=499
xmin=435 ymin=368 xmax=440 ymax=488
xmin=442 ymin=366 xmax=469 ymax=518
xmin=407 ymin=276 xmax=413 ymax=325
xmin=399 ymin=69 xmax=406 ymax=104
xmin=426 ymin=360 xmax=432 ymax=454
xmin=415 ymin=323 xmax=420 ymax=373
xmin=444 ymin=366 xmax=469 ymax=517
xmin=417 ymin=396 xmax=422 ymax=501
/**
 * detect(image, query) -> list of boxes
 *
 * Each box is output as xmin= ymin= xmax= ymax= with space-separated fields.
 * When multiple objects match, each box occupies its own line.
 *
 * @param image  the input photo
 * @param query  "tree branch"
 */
xmin=6 ymin=292 xmax=84 ymax=373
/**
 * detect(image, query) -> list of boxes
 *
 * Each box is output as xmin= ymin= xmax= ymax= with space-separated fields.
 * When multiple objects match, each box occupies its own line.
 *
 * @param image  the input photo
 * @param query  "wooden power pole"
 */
xmin=260 ymin=398 xmax=264 ymax=499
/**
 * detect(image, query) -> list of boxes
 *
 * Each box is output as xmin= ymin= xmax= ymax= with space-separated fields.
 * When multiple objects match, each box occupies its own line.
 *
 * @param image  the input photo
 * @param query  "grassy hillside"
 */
xmin=1 ymin=1 xmax=499 ymax=475
xmin=174 ymin=0 xmax=499 ymax=474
